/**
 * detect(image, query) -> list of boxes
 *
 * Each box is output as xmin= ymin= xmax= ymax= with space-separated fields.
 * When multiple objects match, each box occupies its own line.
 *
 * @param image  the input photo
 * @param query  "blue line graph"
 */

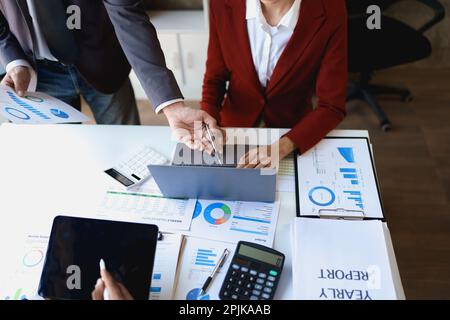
xmin=229 ymin=227 xmax=268 ymax=235
xmin=232 ymin=216 xmax=271 ymax=224
xmin=7 ymin=91 xmax=51 ymax=120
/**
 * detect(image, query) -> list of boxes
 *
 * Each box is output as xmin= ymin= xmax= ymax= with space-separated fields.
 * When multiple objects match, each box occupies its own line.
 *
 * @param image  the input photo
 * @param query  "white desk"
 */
xmin=0 ymin=124 xmax=369 ymax=300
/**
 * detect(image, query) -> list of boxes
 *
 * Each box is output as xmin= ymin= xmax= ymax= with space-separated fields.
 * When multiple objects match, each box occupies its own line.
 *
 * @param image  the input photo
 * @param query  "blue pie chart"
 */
xmin=50 ymin=108 xmax=69 ymax=119
xmin=204 ymin=203 xmax=232 ymax=225
xmin=4 ymin=107 xmax=31 ymax=120
xmin=186 ymin=288 xmax=210 ymax=300
xmin=308 ymin=186 xmax=336 ymax=206
xmin=193 ymin=201 xmax=202 ymax=219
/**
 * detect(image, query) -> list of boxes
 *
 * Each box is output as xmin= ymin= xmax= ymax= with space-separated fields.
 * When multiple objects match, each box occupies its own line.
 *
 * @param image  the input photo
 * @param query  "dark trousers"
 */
xmin=35 ymin=60 xmax=140 ymax=125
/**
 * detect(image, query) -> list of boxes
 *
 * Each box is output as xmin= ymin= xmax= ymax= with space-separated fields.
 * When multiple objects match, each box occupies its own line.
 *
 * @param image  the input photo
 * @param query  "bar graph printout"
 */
xmin=174 ymin=237 xmax=234 ymax=300
xmin=296 ymin=138 xmax=383 ymax=219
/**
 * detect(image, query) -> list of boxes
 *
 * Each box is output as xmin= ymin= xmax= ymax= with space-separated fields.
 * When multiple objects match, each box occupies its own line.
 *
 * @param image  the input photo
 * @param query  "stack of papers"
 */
xmin=290 ymin=218 xmax=404 ymax=300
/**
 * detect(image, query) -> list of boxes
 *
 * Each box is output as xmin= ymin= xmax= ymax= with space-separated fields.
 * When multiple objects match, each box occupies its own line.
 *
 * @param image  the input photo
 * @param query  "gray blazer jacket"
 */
xmin=0 ymin=0 xmax=183 ymax=108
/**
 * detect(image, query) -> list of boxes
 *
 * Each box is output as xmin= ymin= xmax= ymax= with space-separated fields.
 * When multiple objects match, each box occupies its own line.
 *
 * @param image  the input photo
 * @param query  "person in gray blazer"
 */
xmin=0 ymin=0 xmax=218 ymax=150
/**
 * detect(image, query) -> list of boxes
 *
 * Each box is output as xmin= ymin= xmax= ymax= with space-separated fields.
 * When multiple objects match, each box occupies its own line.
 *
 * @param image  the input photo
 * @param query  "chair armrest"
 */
xmin=414 ymin=0 xmax=445 ymax=33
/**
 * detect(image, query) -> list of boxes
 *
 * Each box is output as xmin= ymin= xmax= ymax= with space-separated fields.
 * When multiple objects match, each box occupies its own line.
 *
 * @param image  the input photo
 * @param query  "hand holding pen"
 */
xmin=91 ymin=259 xmax=134 ymax=300
xmin=204 ymin=123 xmax=223 ymax=165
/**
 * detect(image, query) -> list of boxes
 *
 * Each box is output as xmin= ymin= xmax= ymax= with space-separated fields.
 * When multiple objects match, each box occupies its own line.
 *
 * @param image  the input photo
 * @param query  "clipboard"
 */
xmin=294 ymin=136 xmax=385 ymax=221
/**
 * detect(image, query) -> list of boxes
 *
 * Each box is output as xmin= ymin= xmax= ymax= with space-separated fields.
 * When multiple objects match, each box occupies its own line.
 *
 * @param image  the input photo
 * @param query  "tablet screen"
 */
xmin=38 ymin=216 xmax=158 ymax=300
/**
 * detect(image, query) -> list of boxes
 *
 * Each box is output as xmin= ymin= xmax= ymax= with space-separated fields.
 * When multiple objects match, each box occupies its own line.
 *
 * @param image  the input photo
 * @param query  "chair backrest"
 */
xmin=347 ymin=0 xmax=445 ymax=34
xmin=415 ymin=0 xmax=446 ymax=33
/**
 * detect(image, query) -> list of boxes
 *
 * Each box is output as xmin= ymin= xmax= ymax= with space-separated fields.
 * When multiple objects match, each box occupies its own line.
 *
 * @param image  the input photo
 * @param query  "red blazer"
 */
xmin=201 ymin=0 xmax=348 ymax=153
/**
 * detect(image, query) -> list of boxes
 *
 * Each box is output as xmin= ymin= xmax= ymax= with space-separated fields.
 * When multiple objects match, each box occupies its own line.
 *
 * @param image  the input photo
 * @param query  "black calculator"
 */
xmin=219 ymin=241 xmax=285 ymax=300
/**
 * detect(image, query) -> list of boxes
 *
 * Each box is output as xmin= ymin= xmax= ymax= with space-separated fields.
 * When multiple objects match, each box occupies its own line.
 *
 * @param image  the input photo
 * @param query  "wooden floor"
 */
xmin=341 ymin=68 xmax=450 ymax=299
xmin=85 ymin=67 xmax=450 ymax=299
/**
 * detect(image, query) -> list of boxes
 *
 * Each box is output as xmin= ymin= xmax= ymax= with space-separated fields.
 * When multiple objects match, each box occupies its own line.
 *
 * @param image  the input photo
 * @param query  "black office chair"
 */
xmin=347 ymin=0 xmax=445 ymax=131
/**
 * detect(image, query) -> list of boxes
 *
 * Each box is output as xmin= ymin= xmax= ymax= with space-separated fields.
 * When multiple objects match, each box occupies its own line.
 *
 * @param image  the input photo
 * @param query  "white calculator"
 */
xmin=105 ymin=145 xmax=169 ymax=189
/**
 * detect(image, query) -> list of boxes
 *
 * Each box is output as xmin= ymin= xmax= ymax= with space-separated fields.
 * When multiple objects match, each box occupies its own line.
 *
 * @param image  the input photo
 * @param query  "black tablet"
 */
xmin=38 ymin=216 xmax=159 ymax=300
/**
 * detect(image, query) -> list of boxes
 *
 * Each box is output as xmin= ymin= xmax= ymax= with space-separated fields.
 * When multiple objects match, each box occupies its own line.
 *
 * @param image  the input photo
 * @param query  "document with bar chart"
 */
xmin=174 ymin=236 xmax=235 ymax=300
xmin=0 ymin=85 xmax=89 ymax=124
xmin=296 ymin=137 xmax=383 ymax=219
xmin=187 ymin=199 xmax=280 ymax=247
xmin=149 ymin=233 xmax=185 ymax=300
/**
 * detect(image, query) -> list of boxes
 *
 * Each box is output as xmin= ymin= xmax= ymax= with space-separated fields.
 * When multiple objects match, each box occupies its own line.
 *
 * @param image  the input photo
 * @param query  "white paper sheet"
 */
xmin=97 ymin=186 xmax=196 ymax=231
xmin=0 ymin=232 xmax=48 ymax=300
xmin=174 ymin=237 xmax=235 ymax=300
xmin=0 ymin=86 xmax=90 ymax=124
xmin=296 ymin=137 xmax=383 ymax=219
xmin=291 ymin=218 xmax=399 ymax=300
xmin=149 ymin=233 xmax=185 ymax=300
xmin=187 ymin=199 xmax=280 ymax=247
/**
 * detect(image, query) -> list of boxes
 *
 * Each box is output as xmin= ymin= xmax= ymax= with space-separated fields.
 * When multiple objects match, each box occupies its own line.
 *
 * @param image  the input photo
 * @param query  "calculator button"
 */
xmin=228 ymin=277 xmax=235 ymax=283
xmin=268 ymin=276 xmax=276 ymax=282
xmin=250 ymin=270 xmax=258 ymax=276
xmin=237 ymin=280 xmax=244 ymax=286
xmin=234 ymin=287 xmax=241 ymax=294
xmin=232 ymin=264 xmax=240 ymax=270
xmin=252 ymin=290 xmax=261 ymax=296
xmin=232 ymin=294 xmax=239 ymax=300
xmin=254 ymin=284 xmax=263 ymax=290
xmin=246 ymin=283 xmax=253 ymax=289
xmin=240 ymin=274 xmax=247 ymax=280
xmin=243 ymin=290 xmax=250 ymax=296
xmin=258 ymin=273 xmax=267 ymax=279
xmin=232 ymin=270 xmax=238 ymax=276
xmin=226 ymin=284 xmax=232 ymax=290
xmin=262 ymin=293 xmax=271 ymax=299
xmin=241 ymin=267 xmax=249 ymax=273
xmin=250 ymin=296 xmax=259 ymax=300
xmin=223 ymin=291 xmax=229 ymax=297
xmin=269 ymin=270 xmax=278 ymax=276
xmin=263 ymin=287 xmax=272 ymax=293
xmin=256 ymin=278 xmax=265 ymax=284
xmin=266 ymin=281 xmax=274 ymax=287
xmin=249 ymin=276 xmax=255 ymax=282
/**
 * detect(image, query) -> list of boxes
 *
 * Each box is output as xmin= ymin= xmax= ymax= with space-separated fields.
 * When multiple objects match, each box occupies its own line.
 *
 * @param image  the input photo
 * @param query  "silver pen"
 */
xmin=204 ymin=124 xmax=223 ymax=165
xmin=200 ymin=248 xmax=230 ymax=296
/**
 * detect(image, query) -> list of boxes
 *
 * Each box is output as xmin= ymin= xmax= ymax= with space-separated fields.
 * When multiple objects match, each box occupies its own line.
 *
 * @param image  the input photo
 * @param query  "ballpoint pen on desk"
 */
xmin=99 ymin=258 xmax=110 ymax=300
xmin=200 ymin=248 xmax=230 ymax=296
xmin=204 ymin=123 xmax=223 ymax=165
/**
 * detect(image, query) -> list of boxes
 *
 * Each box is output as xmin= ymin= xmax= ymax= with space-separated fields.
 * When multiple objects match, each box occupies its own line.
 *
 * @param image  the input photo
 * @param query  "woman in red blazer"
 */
xmin=201 ymin=0 xmax=348 ymax=167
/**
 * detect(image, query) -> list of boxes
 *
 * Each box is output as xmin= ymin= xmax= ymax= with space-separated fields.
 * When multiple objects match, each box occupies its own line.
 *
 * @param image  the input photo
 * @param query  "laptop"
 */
xmin=148 ymin=143 xmax=277 ymax=202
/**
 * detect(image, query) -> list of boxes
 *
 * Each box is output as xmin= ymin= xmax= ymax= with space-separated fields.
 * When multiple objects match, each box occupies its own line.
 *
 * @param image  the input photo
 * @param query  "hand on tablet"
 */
xmin=92 ymin=266 xmax=133 ymax=300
